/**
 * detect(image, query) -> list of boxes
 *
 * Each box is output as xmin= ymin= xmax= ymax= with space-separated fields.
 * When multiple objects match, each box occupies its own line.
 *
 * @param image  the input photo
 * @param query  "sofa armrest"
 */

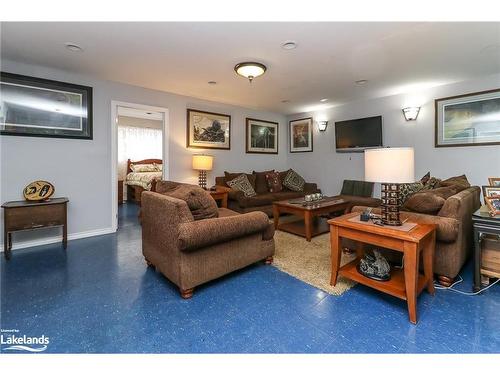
xmin=178 ymin=211 xmax=271 ymax=251
xmin=304 ymin=182 xmax=320 ymax=194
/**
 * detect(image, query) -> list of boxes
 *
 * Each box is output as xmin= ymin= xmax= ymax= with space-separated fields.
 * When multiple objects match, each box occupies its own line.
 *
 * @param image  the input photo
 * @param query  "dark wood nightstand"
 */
xmin=2 ymin=197 xmax=69 ymax=260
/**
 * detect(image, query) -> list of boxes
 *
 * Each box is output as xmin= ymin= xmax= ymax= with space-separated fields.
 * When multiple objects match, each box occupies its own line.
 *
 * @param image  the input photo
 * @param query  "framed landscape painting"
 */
xmin=246 ymin=118 xmax=278 ymax=154
xmin=187 ymin=109 xmax=231 ymax=150
xmin=435 ymin=88 xmax=500 ymax=147
xmin=0 ymin=72 xmax=93 ymax=139
xmin=289 ymin=117 xmax=313 ymax=153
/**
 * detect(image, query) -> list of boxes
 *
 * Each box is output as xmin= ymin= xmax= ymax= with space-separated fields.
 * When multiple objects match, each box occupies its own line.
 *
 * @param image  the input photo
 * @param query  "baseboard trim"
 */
xmin=0 ymin=227 xmax=116 ymax=252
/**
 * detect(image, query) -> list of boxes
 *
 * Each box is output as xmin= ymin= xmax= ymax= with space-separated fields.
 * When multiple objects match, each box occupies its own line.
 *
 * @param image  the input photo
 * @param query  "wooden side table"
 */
xmin=329 ymin=212 xmax=436 ymax=324
xmin=472 ymin=208 xmax=500 ymax=292
xmin=118 ymin=180 xmax=124 ymax=205
xmin=2 ymin=197 xmax=69 ymax=260
xmin=209 ymin=188 xmax=228 ymax=208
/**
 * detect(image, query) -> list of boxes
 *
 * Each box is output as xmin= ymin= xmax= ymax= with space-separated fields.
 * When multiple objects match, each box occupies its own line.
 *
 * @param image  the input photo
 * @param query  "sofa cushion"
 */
xmin=419 ymin=171 xmax=431 ymax=185
xmin=253 ymin=170 xmax=274 ymax=194
xmin=440 ymin=174 xmax=470 ymax=189
xmin=157 ymin=182 xmax=219 ymax=221
xmin=235 ymin=193 xmax=276 ymax=208
xmin=422 ymin=176 xmax=442 ymax=190
xmin=266 ymin=171 xmax=283 ymax=193
xmin=224 ymin=171 xmax=256 ymax=189
xmin=227 ymin=174 xmax=257 ymax=197
xmin=272 ymin=191 xmax=304 ymax=200
xmin=283 ymin=169 xmax=305 ymax=192
xmin=340 ymin=180 xmax=374 ymax=197
xmin=399 ymin=182 xmax=424 ymax=204
xmin=403 ymin=192 xmax=446 ymax=214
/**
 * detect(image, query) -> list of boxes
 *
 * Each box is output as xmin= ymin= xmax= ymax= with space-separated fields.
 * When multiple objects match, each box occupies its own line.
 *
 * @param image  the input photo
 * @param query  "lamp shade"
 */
xmin=364 ymin=147 xmax=414 ymax=183
xmin=192 ymin=155 xmax=213 ymax=171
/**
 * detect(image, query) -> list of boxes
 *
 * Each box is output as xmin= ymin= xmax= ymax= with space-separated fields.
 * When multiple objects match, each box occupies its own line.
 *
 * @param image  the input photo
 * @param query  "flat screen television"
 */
xmin=335 ymin=115 xmax=383 ymax=152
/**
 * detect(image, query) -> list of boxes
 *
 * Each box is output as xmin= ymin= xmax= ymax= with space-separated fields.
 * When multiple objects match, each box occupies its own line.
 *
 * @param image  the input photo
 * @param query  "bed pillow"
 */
xmin=227 ymin=174 xmax=257 ymax=197
xmin=154 ymin=163 xmax=163 ymax=172
xmin=130 ymin=163 xmax=157 ymax=173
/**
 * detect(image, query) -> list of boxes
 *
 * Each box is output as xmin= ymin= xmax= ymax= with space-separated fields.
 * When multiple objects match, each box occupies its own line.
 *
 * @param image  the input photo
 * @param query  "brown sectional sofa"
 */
xmin=352 ymin=186 xmax=481 ymax=285
xmin=141 ymin=187 xmax=275 ymax=298
xmin=215 ymin=170 xmax=320 ymax=216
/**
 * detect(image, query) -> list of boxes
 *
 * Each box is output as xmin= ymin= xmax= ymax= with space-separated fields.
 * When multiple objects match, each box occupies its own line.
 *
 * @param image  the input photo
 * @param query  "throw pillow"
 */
xmin=227 ymin=174 xmax=257 ymax=197
xmin=419 ymin=172 xmax=431 ymax=185
xmin=440 ymin=174 xmax=470 ymax=189
xmin=398 ymin=182 xmax=424 ymax=205
xmin=265 ymin=171 xmax=283 ymax=193
xmin=422 ymin=176 xmax=441 ymax=190
xmin=282 ymin=169 xmax=306 ymax=192
xmin=224 ymin=171 xmax=256 ymax=190
xmin=159 ymin=182 xmax=219 ymax=221
xmin=253 ymin=170 xmax=274 ymax=194
xmin=403 ymin=192 xmax=446 ymax=214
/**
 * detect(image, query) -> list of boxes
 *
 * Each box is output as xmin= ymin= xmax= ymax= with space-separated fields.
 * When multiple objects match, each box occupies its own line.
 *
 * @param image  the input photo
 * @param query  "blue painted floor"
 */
xmin=1 ymin=202 xmax=499 ymax=353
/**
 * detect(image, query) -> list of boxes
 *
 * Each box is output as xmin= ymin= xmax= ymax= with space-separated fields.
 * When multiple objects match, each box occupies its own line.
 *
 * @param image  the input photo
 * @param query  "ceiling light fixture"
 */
xmin=402 ymin=107 xmax=420 ymax=121
xmin=355 ymin=79 xmax=369 ymax=86
xmin=65 ymin=42 xmax=83 ymax=52
xmin=281 ymin=41 xmax=297 ymax=50
xmin=281 ymin=99 xmax=291 ymax=103
xmin=208 ymin=81 xmax=217 ymax=85
xmin=234 ymin=62 xmax=267 ymax=83
xmin=320 ymin=98 xmax=328 ymax=102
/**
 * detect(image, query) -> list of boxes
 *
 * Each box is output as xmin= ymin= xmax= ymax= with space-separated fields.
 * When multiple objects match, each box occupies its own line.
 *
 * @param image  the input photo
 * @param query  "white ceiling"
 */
xmin=117 ymin=106 xmax=163 ymax=120
xmin=2 ymin=22 xmax=500 ymax=114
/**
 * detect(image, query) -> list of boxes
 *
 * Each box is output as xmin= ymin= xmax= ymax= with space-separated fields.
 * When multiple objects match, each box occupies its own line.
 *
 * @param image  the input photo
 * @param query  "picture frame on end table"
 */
xmin=485 ymin=197 xmax=500 ymax=216
xmin=289 ymin=117 xmax=313 ymax=153
xmin=246 ymin=118 xmax=278 ymax=154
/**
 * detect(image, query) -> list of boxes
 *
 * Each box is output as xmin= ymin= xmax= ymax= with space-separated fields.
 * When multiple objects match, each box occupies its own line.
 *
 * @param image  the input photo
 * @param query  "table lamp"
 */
xmin=364 ymin=147 xmax=414 ymax=226
xmin=192 ymin=154 xmax=213 ymax=189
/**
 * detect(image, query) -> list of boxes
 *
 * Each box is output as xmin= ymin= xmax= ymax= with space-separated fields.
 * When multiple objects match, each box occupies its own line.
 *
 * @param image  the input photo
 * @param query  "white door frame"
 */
xmin=110 ymin=100 xmax=169 ymax=232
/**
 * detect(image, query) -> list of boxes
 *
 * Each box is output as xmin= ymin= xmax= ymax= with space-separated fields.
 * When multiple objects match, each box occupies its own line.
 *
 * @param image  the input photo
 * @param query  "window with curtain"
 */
xmin=118 ymin=125 xmax=162 ymax=179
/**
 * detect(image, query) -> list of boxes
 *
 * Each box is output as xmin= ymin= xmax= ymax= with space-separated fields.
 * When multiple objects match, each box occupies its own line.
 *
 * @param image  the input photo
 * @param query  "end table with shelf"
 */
xmin=209 ymin=188 xmax=228 ymax=208
xmin=473 ymin=208 xmax=500 ymax=292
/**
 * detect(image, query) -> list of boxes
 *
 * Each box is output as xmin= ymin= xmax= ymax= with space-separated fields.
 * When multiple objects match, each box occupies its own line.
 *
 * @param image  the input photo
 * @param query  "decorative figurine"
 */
xmin=357 ymin=249 xmax=391 ymax=281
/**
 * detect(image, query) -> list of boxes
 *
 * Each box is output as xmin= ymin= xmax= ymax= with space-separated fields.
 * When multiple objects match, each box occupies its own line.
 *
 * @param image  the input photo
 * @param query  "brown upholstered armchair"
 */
xmin=141 ymin=191 xmax=275 ymax=298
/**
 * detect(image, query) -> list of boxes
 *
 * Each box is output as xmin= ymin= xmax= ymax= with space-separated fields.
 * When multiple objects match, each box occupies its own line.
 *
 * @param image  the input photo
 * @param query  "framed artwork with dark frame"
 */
xmin=245 ymin=118 xmax=278 ymax=154
xmin=435 ymin=88 xmax=500 ymax=147
xmin=186 ymin=109 xmax=231 ymax=150
xmin=0 ymin=72 xmax=93 ymax=140
xmin=289 ymin=117 xmax=313 ymax=153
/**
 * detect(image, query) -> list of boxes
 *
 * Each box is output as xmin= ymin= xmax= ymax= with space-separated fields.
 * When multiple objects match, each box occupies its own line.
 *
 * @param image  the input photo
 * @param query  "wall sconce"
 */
xmin=318 ymin=121 xmax=328 ymax=131
xmin=402 ymin=107 xmax=420 ymax=121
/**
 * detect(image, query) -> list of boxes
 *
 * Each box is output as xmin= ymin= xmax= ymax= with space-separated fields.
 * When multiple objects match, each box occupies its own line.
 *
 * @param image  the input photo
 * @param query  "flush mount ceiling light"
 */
xmin=355 ymin=79 xmax=368 ymax=86
xmin=234 ymin=62 xmax=267 ymax=83
xmin=402 ymin=107 xmax=421 ymax=121
xmin=320 ymin=98 xmax=328 ymax=102
xmin=65 ymin=42 xmax=83 ymax=52
xmin=281 ymin=41 xmax=297 ymax=50
xmin=281 ymin=99 xmax=291 ymax=103
xmin=208 ymin=81 xmax=217 ymax=85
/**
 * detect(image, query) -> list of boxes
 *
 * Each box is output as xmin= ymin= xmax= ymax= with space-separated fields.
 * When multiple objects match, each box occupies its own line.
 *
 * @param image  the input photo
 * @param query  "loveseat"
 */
xmin=352 ymin=176 xmax=481 ymax=285
xmin=141 ymin=181 xmax=275 ymax=298
xmin=215 ymin=170 xmax=321 ymax=216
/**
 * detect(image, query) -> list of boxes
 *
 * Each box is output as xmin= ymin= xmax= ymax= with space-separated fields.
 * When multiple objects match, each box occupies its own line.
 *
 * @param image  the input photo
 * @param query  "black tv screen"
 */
xmin=335 ymin=115 xmax=383 ymax=152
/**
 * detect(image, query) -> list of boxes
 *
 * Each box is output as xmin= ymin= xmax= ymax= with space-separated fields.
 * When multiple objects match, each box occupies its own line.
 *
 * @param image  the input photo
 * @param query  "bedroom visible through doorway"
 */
xmin=112 ymin=103 xmax=168 ymax=230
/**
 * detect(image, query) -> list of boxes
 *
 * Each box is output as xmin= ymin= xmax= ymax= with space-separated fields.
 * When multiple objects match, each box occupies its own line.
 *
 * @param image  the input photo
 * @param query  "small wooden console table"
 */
xmin=2 ymin=197 xmax=69 ymax=260
xmin=328 ymin=212 xmax=436 ymax=324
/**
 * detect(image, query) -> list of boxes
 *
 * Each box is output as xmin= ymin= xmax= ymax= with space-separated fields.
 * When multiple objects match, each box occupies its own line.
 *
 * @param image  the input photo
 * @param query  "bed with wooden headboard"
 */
xmin=125 ymin=158 xmax=162 ymax=204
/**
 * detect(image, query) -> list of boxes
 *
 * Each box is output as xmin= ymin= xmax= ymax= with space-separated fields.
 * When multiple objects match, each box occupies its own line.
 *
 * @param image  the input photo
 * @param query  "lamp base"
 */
xmin=198 ymin=170 xmax=207 ymax=190
xmin=381 ymin=183 xmax=402 ymax=226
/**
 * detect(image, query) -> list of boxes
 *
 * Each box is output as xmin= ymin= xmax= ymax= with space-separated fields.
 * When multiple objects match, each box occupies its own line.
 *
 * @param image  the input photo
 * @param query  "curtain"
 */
xmin=118 ymin=125 xmax=162 ymax=179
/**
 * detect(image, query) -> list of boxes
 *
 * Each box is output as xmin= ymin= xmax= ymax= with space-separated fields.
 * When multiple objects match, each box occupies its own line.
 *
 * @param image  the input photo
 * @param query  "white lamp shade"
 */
xmin=192 ymin=155 xmax=213 ymax=171
xmin=364 ymin=147 xmax=414 ymax=183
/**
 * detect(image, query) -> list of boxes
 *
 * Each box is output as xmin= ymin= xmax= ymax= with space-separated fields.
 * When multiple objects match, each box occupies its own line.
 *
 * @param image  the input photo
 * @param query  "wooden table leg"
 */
xmin=4 ymin=230 xmax=11 ymax=260
xmin=404 ymin=241 xmax=419 ymax=324
xmin=330 ymin=225 xmax=342 ymax=286
xmin=423 ymin=231 xmax=436 ymax=295
xmin=221 ymin=194 xmax=228 ymax=208
xmin=473 ymin=228 xmax=482 ymax=292
xmin=304 ymin=210 xmax=312 ymax=242
xmin=273 ymin=204 xmax=280 ymax=230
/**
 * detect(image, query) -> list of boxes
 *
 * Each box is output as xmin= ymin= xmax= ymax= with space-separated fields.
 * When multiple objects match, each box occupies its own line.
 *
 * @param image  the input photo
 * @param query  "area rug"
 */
xmin=272 ymin=230 xmax=356 ymax=296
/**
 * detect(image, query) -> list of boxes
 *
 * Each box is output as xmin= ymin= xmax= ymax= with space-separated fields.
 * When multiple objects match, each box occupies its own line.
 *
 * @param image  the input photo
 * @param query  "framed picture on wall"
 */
xmin=289 ymin=117 xmax=313 ymax=153
xmin=0 ymin=72 xmax=93 ymax=139
xmin=245 ymin=118 xmax=278 ymax=154
xmin=186 ymin=109 xmax=231 ymax=150
xmin=435 ymin=88 xmax=500 ymax=147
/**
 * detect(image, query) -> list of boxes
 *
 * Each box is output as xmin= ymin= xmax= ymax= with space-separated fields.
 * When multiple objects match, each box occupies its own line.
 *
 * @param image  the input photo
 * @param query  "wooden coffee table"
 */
xmin=273 ymin=197 xmax=350 ymax=241
xmin=328 ymin=212 xmax=436 ymax=324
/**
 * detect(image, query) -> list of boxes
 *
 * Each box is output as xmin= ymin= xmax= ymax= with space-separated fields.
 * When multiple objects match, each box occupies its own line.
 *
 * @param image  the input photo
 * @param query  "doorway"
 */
xmin=111 ymin=101 xmax=169 ymax=231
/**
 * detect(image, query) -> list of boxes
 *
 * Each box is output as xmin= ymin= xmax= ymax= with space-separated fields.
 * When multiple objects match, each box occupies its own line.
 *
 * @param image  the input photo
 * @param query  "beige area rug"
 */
xmin=272 ymin=230 xmax=356 ymax=296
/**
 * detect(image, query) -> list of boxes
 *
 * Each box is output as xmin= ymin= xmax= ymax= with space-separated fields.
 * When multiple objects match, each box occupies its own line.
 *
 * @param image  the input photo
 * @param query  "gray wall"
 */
xmin=0 ymin=59 xmax=287 ymax=249
xmin=288 ymin=73 xmax=500 ymax=197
